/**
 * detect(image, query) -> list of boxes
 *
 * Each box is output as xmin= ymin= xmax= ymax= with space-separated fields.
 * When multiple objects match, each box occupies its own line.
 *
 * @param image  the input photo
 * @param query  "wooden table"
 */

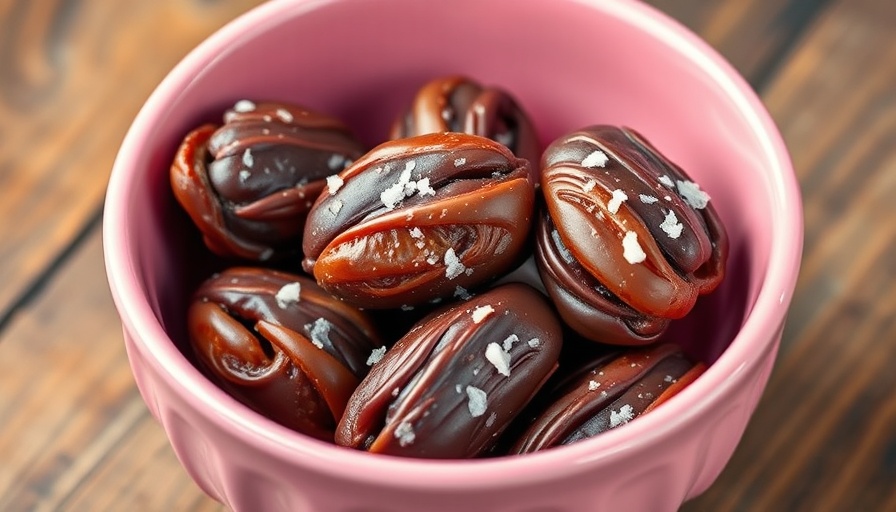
xmin=1 ymin=0 xmax=893 ymax=510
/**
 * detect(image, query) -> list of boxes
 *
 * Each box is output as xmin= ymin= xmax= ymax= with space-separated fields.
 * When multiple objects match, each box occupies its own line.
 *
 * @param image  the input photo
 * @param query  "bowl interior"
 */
xmin=108 ymin=0 xmax=797 ymax=473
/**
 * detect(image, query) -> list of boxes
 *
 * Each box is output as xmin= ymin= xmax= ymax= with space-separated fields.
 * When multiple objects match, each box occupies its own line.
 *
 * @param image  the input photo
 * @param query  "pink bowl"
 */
xmin=103 ymin=0 xmax=803 ymax=510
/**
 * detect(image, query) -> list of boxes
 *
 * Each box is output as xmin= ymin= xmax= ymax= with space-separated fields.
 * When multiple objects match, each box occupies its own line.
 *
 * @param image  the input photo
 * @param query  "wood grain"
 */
xmin=0 ymin=0 xmax=265 ymax=323
xmin=646 ymin=0 xmax=833 ymax=88
xmin=0 ymin=231 xmax=226 ymax=511
xmin=682 ymin=0 xmax=896 ymax=509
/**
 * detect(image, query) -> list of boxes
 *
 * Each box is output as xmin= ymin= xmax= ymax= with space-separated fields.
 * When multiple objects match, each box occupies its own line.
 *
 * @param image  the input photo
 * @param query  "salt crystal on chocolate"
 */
xmin=444 ymin=248 xmax=467 ymax=279
xmin=609 ymin=404 xmax=635 ymax=428
xmin=471 ymin=305 xmax=494 ymax=324
xmin=485 ymin=342 xmax=511 ymax=377
xmin=582 ymin=150 xmax=609 ymax=168
xmin=274 ymin=282 xmax=301 ymax=308
xmin=659 ymin=210 xmax=683 ymax=238
xmin=607 ymin=189 xmax=628 ymax=214
xmin=366 ymin=346 xmax=387 ymax=366
xmin=465 ymin=386 xmax=488 ymax=417
xmin=622 ymin=231 xmax=647 ymax=264
xmin=676 ymin=179 xmax=711 ymax=209
xmin=326 ymin=175 xmax=344 ymax=194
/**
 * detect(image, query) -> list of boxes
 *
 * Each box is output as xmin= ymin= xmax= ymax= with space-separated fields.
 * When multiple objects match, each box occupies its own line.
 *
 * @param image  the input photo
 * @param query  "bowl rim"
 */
xmin=103 ymin=0 xmax=803 ymax=490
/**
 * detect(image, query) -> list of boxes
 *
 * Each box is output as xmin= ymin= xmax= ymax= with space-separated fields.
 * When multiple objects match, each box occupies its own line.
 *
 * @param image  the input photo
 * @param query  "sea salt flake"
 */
xmin=238 ymin=170 xmax=251 ymax=182
xmin=327 ymin=154 xmax=346 ymax=171
xmin=380 ymin=160 xmax=418 ymax=210
xmin=676 ymin=179 xmax=711 ymax=209
xmin=607 ymin=189 xmax=628 ymax=214
xmin=466 ymin=386 xmax=488 ymax=417
xmin=444 ymin=248 xmax=467 ymax=279
xmin=502 ymin=334 xmax=519 ymax=351
xmin=664 ymin=374 xmax=675 ymax=383
xmin=394 ymin=421 xmax=416 ymax=446
xmin=582 ymin=150 xmax=609 ymax=168
xmin=659 ymin=210 xmax=683 ymax=239
xmin=639 ymin=194 xmax=659 ymax=204
xmin=366 ymin=346 xmax=387 ymax=366
xmin=304 ymin=318 xmax=333 ymax=349
xmin=454 ymin=157 xmax=467 ymax=167
xmin=274 ymin=282 xmax=301 ymax=308
xmin=242 ymin=149 xmax=254 ymax=168
xmin=588 ymin=380 xmax=600 ymax=391
xmin=326 ymin=174 xmax=344 ymax=194
xmin=485 ymin=342 xmax=512 ymax=377
xmin=471 ymin=305 xmax=494 ymax=324
xmin=527 ymin=338 xmax=541 ymax=348
xmin=622 ymin=231 xmax=647 ymax=264
xmin=400 ymin=304 xmax=414 ymax=311
xmin=380 ymin=184 xmax=405 ymax=210
xmin=658 ymin=175 xmax=675 ymax=188
xmin=582 ymin=179 xmax=597 ymax=193
xmin=609 ymin=404 xmax=635 ymax=428
xmin=276 ymin=108 xmax=294 ymax=123
xmin=233 ymin=99 xmax=256 ymax=112
xmin=416 ymin=177 xmax=436 ymax=196
xmin=328 ymin=199 xmax=344 ymax=215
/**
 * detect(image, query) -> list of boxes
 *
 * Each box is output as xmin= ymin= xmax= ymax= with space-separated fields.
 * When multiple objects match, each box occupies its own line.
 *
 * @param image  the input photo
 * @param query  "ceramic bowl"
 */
xmin=103 ymin=0 xmax=803 ymax=510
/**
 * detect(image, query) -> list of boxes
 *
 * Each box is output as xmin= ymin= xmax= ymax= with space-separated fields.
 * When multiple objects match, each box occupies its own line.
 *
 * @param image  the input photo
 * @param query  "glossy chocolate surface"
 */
xmin=390 ymin=76 xmax=540 ymax=175
xmin=509 ymin=343 xmax=704 ymax=454
xmin=302 ymin=132 xmax=534 ymax=309
xmin=170 ymin=101 xmax=365 ymax=261
xmin=336 ymin=283 xmax=562 ymax=458
xmin=538 ymin=125 xmax=728 ymax=344
xmin=187 ymin=267 xmax=383 ymax=440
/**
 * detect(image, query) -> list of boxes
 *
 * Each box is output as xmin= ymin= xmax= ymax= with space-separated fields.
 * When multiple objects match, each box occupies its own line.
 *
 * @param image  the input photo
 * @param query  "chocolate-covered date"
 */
xmin=509 ymin=343 xmax=705 ymax=454
xmin=302 ymin=132 xmax=534 ymax=309
xmin=390 ymin=76 xmax=540 ymax=175
xmin=538 ymin=125 xmax=728 ymax=345
xmin=171 ymin=101 xmax=365 ymax=261
xmin=336 ymin=283 xmax=562 ymax=458
xmin=187 ymin=267 xmax=383 ymax=441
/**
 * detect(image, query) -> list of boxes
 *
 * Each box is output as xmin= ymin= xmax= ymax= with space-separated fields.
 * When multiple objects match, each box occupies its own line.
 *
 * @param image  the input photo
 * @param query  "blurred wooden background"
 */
xmin=0 ymin=0 xmax=894 ymax=510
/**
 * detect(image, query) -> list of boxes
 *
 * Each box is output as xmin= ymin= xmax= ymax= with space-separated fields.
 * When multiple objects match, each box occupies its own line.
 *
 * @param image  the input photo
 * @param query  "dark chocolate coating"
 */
xmin=538 ymin=125 xmax=728 ymax=345
xmin=509 ymin=343 xmax=705 ymax=454
xmin=390 ymin=76 xmax=540 ymax=177
xmin=336 ymin=283 xmax=563 ymax=459
xmin=170 ymin=101 xmax=365 ymax=261
xmin=302 ymin=132 xmax=534 ymax=309
xmin=187 ymin=267 xmax=383 ymax=441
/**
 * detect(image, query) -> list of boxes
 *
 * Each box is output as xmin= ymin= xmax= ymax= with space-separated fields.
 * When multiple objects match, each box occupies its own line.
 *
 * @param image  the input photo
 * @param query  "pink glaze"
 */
xmin=104 ymin=0 xmax=803 ymax=510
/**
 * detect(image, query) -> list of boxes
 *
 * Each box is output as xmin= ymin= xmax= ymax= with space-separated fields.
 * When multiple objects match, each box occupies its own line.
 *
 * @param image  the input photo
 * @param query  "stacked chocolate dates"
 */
xmin=171 ymin=76 xmax=727 ymax=459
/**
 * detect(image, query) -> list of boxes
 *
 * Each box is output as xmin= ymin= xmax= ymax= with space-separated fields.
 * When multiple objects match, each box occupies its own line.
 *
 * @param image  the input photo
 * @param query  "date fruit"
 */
xmin=390 ymin=75 xmax=540 ymax=176
xmin=171 ymin=101 xmax=365 ymax=261
xmin=335 ymin=283 xmax=562 ymax=458
xmin=187 ymin=267 xmax=383 ymax=441
xmin=509 ymin=343 xmax=705 ymax=453
xmin=538 ymin=125 xmax=728 ymax=345
xmin=302 ymin=132 xmax=534 ymax=309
